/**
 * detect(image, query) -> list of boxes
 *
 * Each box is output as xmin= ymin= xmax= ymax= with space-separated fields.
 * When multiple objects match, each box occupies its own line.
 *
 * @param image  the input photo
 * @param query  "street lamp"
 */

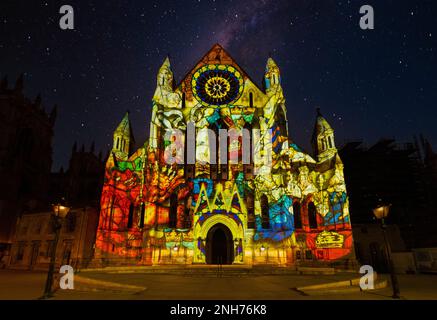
xmin=372 ymin=203 xmax=401 ymax=299
xmin=40 ymin=201 xmax=71 ymax=299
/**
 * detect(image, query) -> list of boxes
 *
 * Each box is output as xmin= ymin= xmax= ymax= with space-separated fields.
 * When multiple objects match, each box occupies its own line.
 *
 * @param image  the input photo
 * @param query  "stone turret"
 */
xmin=311 ymin=108 xmax=337 ymax=162
xmin=112 ymin=112 xmax=135 ymax=160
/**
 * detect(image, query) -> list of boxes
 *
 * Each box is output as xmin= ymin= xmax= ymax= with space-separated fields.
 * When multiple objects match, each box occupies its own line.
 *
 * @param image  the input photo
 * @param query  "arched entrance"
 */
xmin=206 ymin=223 xmax=234 ymax=264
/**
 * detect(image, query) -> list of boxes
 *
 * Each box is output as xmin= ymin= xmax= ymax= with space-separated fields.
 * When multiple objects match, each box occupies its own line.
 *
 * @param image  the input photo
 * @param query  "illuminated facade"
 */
xmin=94 ymin=44 xmax=355 ymax=267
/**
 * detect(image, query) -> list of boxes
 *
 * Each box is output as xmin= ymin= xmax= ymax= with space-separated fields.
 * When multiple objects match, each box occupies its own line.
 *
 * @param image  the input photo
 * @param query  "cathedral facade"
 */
xmin=0 ymin=75 xmax=56 ymax=257
xmin=94 ymin=44 xmax=355 ymax=267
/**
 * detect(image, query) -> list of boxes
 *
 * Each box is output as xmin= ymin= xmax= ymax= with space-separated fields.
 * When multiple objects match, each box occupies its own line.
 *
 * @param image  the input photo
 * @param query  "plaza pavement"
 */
xmin=0 ymin=269 xmax=436 ymax=300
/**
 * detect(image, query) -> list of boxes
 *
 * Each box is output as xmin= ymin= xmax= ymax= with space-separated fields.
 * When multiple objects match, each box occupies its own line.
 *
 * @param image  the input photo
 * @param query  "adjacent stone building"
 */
xmin=7 ymin=207 xmax=99 ymax=270
xmin=0 ymin=75 xmax=56 ymax=259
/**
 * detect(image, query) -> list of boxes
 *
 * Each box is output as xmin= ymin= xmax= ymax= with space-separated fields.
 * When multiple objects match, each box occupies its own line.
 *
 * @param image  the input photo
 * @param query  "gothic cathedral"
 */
xmin=94 ymin=44 xmax=355 ymax=268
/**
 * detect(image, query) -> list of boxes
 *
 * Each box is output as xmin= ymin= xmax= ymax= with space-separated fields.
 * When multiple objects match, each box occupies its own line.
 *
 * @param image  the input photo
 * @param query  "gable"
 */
xmin=177 ymin=44 xmax=264 ymax=104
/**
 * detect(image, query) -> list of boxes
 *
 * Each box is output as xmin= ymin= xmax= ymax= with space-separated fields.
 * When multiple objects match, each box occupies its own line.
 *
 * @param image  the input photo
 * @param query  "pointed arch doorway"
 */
xmin=206 ymin=223 xmax=234 ymax=264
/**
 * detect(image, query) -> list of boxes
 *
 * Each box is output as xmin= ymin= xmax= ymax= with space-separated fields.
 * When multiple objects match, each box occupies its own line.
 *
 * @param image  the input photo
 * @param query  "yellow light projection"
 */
xmin=93 ymin=44 xmax=355 ymax=268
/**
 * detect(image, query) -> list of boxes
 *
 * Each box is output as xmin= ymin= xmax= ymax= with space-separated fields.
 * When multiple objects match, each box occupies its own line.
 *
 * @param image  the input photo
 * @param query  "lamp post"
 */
xmin=40 ymin=201 xmax=70 ymax=299
xmin=372 ymin=204 xmax=401 ymax=299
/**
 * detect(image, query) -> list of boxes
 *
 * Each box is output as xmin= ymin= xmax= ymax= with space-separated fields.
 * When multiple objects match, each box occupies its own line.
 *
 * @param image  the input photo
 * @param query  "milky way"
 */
xmin=0 ymin=0 xmax=436 ymax=169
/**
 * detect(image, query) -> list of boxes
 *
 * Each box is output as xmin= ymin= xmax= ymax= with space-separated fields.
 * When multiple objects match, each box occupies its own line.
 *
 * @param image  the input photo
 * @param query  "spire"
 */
xmin=112 ymin=112 xmax=134 ymax=160
xmin=264 ymin=57 xmax=281 ymax=93
xmin=311 ymin=108 xmax=336 ymax=162
xmin=161 ymin=56 xmax=171 ymax=69
xmin=266 ymin=57 xmax=279 ymax=71
xmin=313 ymin=108 xmax=333 ymax=137
xmin=156 ymin=56 xmax=173 ymax=90
xmin=115 ymin=111 xmax=132 ymax=136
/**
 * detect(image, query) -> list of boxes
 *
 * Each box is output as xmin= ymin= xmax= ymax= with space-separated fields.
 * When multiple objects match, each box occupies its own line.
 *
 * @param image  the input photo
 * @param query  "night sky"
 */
xmin=1 ymin=0 xmax=436 ymax=170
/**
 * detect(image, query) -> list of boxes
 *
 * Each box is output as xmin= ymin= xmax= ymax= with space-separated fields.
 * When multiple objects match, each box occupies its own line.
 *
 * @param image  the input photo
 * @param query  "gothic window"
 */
xmin=169 ymin=194 xmax=178 ymax=228
xmin=261 ymin=194 xmax=270 ymax=229
xmin=138 ymin=203 xmax=145 ymax=228
xmin=308 ymin=202 xmax=318 ymax=229
xmin=116 ymin=137 xmax=120 ymax=150
xmin=108 ymin=195 xmax=116 ymax=229
xmin=127 ymin=203 xmax=134 ymax=229
xmin=182 ymin=92 xmax=186 ymax=109
xmin=184 ymin=197 xmax=192 ymax=229
xmin=208 ymin=124 xmax=218 ymax=165
xmin=216 ymin=119 xmax=228 ymax=165
xmin=276 ymin=106 xmax=287 ymax=136
xmin=220 ymin=121 xmax=230 ymax=173
xmin=328 ymin=136 xmax=333 ymax=148
xmin=293 ymin=202 xmax=302 ymax=229
xmin=247 ymin=193 xmax=255 ymax=228
xmin=321 ymin=138 xmax=326 ymax=151
xmin=184 ymin=125 xmax=196 ymax=166
xmin=249 ymin=92 xmax=254 ymax=108
xmin=243 ymin=123 xmax=252 ymax=165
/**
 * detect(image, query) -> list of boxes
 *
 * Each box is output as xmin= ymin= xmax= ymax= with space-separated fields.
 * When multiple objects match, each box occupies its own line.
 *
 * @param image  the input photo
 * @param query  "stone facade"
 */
xmin=93 ymin=44 xmax=356 ymax=268
xmin=5 ymin=207 xmax=98 ymax=270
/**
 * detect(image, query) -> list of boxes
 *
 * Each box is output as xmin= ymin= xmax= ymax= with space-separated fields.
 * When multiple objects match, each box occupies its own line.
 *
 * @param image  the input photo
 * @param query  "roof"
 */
xmin=312 ymin=108 xmax=333 ymax=142
xmin=115 ymin=112 xmax=135 ymax=143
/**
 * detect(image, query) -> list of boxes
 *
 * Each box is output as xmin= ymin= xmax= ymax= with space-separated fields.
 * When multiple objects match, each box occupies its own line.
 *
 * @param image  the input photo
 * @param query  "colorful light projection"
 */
xmin=93 ymin=44 xmax=355 ymax=267
xmin=192 ymin=65 xmax=244 ymax=106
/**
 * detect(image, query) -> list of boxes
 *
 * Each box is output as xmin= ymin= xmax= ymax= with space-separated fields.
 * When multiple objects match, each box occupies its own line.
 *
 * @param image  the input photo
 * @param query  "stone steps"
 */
xmin=78 ymin=265 xmax=348 ymax=278
xmin=80 ymin=264 xmax=304 ymax=276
